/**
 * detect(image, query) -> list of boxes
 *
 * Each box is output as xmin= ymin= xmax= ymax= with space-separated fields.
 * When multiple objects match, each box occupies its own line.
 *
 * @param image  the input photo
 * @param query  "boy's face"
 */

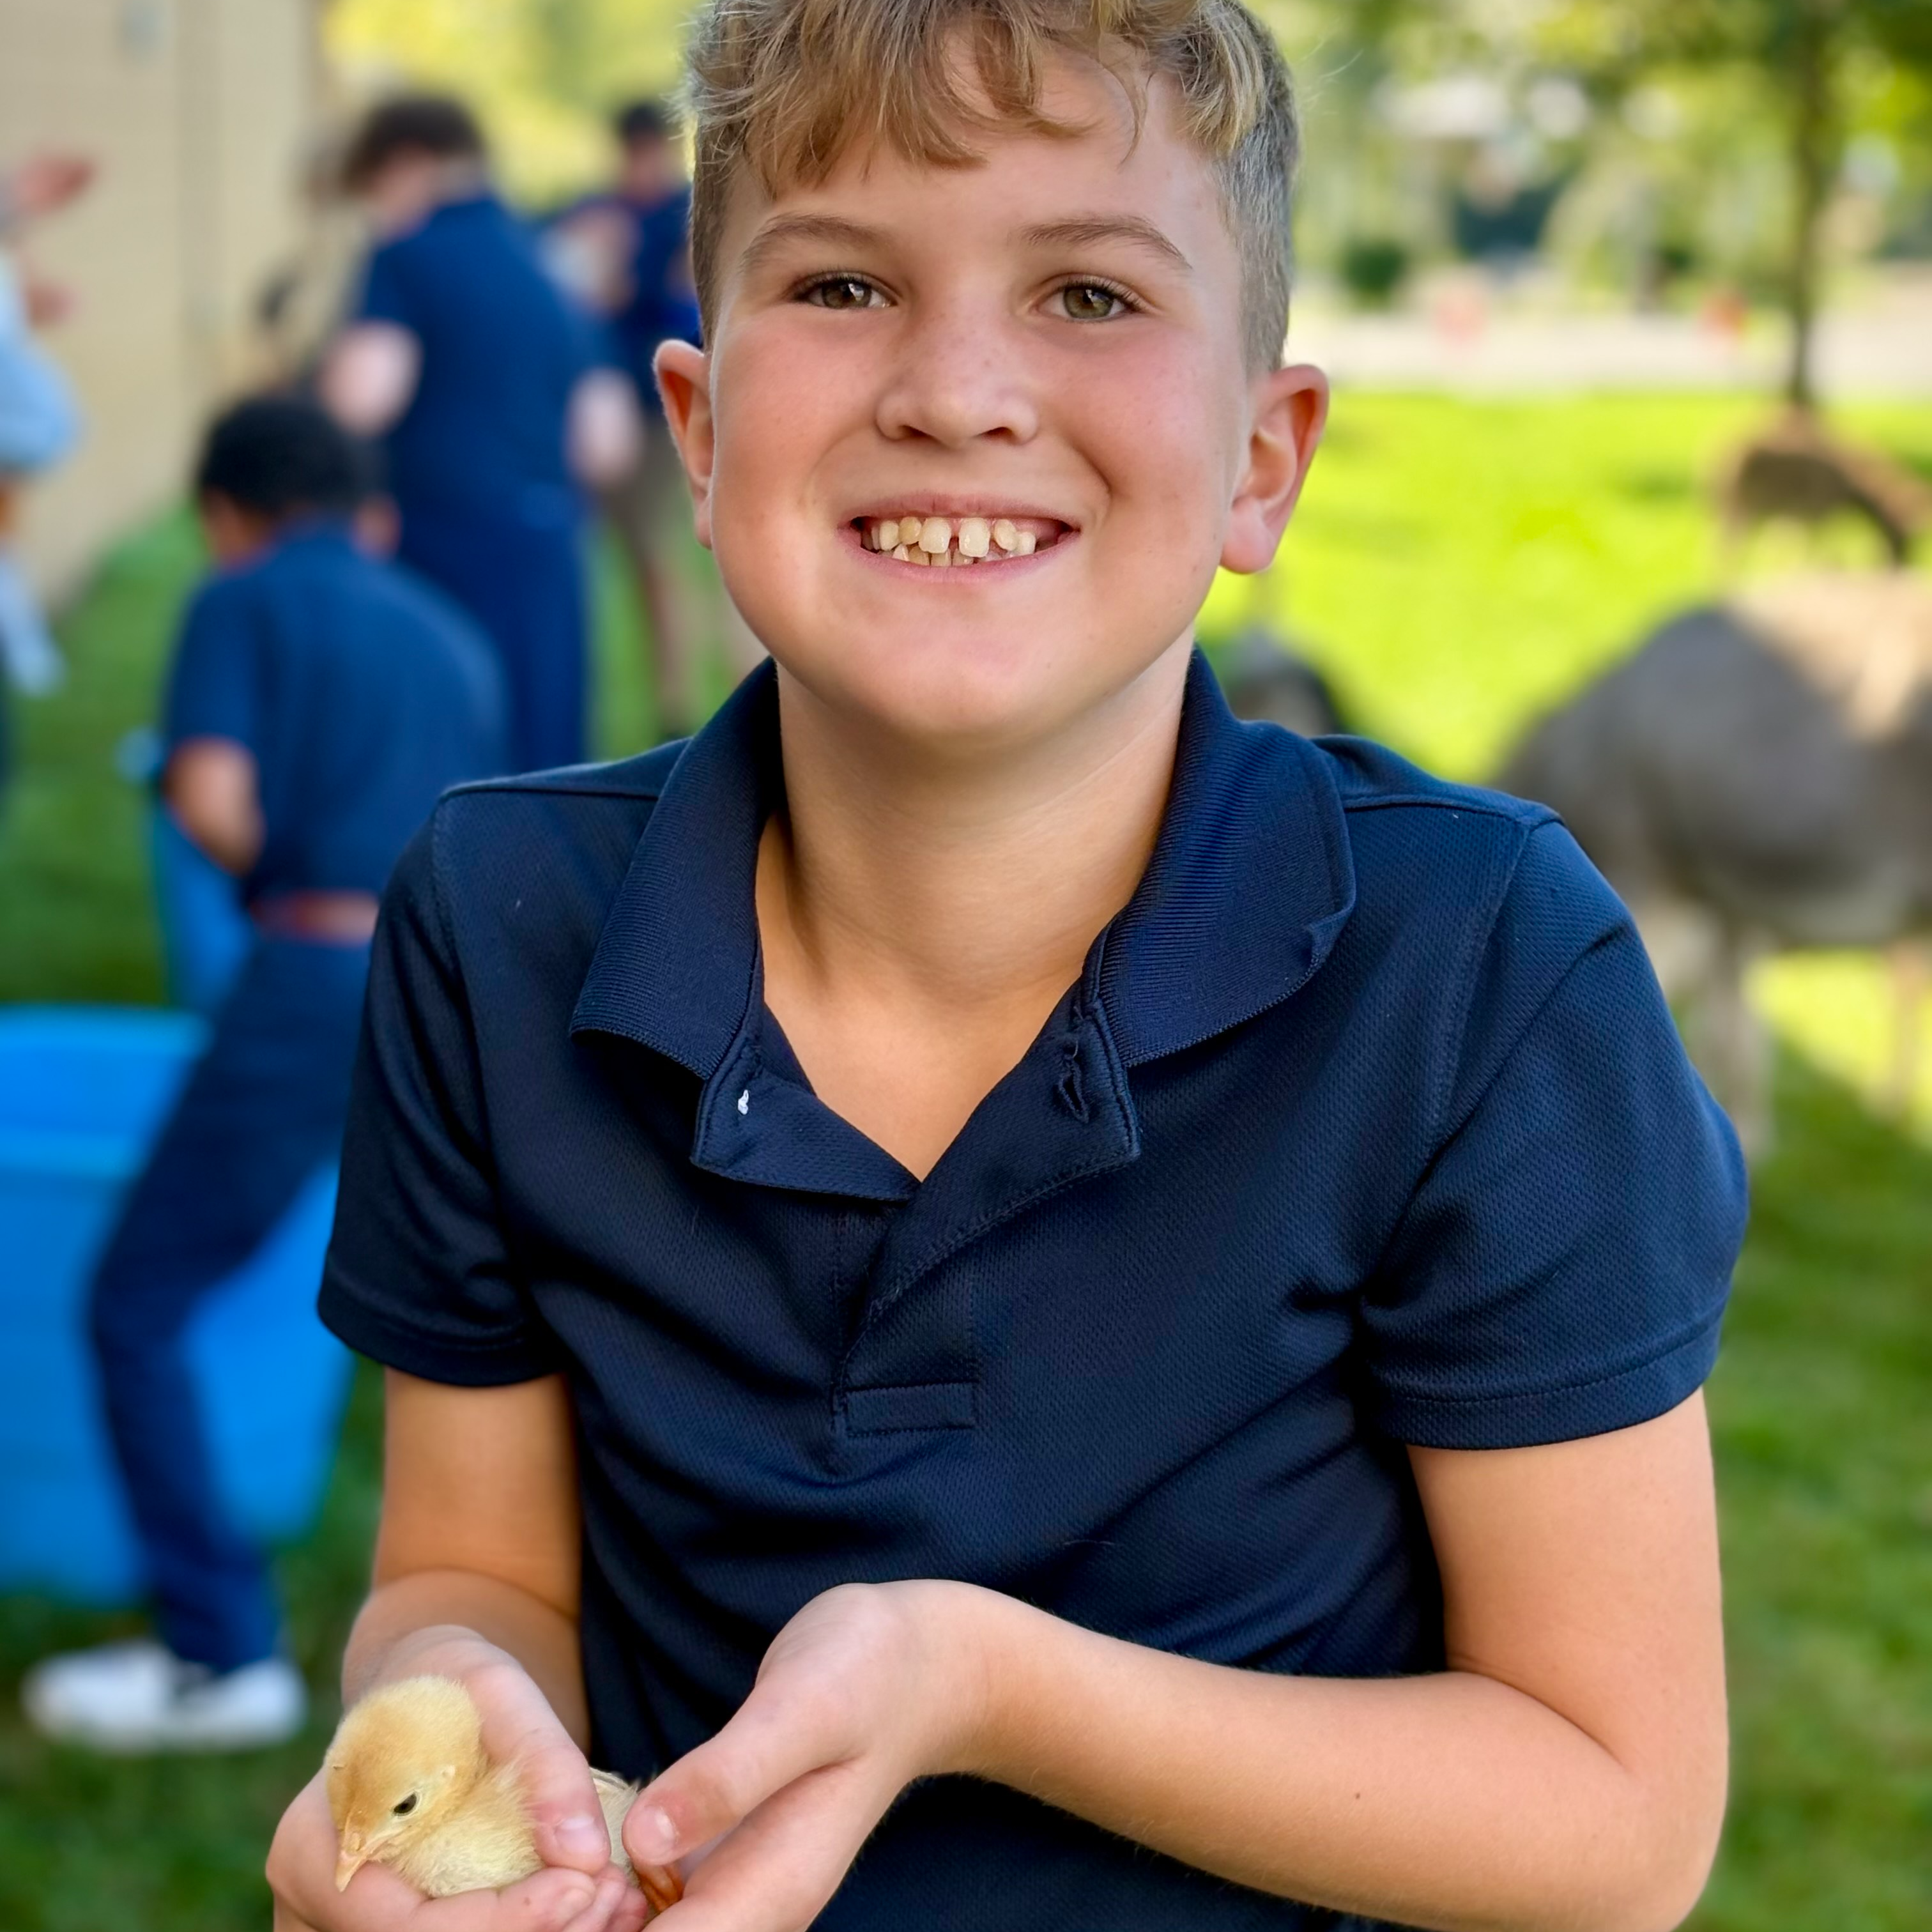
xmin=356 ymin=152 xmax=473 ymax=238
xmin=659 ymin=54 xmax=1326 ymax=753
xmin=618 ymin=133 xmax=681 ymax=201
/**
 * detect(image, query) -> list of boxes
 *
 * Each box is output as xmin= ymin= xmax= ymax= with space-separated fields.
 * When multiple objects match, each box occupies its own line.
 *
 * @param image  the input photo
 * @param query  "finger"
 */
xmin=303 ymin=1854 xmax=602 ymax=1931
xmin=623 ymin=1685 xmax=850 ymax=1870
xmin=602 ymin=1874 xmax=656 ymax=1932
xmin=648 ymin=1761 xmax=880 ymax=1931
xmin=437 ymin=1868 xmax=604 ymax=1929
xmin=341 ymin=1862 xmax=603 ymax=1931
xmin=464 ymin=1658 xmax=611 ymax=1874
xmin=595 ymin=1785 xmax=681 ymax=1916
xmin=552 ymin=1867 xmax=634 ymax=1932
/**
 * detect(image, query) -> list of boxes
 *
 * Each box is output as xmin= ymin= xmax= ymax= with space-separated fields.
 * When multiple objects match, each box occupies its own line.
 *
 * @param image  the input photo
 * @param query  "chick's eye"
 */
xmin=1057 ymin=282 xmax=1130 ymax=321
xmin=802 ymin=275 xmax=882 ymax=311
xmin=392 ymin=1794 xmax=418 ymax=1816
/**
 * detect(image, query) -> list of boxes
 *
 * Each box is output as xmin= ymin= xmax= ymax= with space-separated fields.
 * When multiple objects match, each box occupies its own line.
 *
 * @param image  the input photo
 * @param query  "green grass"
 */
xmin=3 ymin=393 xmax=1930 ymax=1929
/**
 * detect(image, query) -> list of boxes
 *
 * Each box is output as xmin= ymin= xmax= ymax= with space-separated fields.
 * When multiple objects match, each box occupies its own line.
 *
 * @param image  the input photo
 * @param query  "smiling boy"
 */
xmin=270 ymin=3 xmax=1745 ymax=1929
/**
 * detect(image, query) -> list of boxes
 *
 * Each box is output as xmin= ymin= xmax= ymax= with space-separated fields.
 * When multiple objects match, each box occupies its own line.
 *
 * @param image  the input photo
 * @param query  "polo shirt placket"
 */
xmin=566 ymin=656 xmax=1357 ymax=1446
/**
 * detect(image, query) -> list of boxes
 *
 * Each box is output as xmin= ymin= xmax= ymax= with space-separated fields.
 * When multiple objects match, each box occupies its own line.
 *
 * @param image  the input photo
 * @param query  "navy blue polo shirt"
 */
xmin=164 ymin=523 xmax=506 ymax=901
xmin=319 ymin=654 xmax=1745 ymax=1930
xmin=353 ymin=193 xmax=597 ymax=523
xmin=611 ymin=185 xmax=701 ymax=403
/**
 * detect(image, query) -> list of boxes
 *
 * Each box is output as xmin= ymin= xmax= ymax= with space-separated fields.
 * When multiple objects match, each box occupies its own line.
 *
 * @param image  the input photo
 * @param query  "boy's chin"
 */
xmin=778 ymin=632 xmax=1131 ymax=755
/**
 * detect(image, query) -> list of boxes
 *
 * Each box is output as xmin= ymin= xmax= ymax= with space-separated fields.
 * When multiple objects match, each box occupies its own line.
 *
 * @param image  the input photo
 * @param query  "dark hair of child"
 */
xmin=193 ymin=395 xmax=377 ymax=521
xmin=339 ymin=94 xmax=487 ymax=192
xmin=612 ymin=99 xmax=675 ymax=146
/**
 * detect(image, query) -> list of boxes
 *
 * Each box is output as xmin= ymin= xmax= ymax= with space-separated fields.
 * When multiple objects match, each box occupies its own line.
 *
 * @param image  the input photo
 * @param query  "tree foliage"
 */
xmin=326 ymin=0 xmax=693 ymax=199
xmin=1540 ymin=0 xmax=1932 ymax=402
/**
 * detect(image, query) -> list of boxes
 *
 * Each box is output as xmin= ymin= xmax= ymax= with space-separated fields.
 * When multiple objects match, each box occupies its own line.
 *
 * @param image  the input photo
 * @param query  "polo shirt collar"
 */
xmin=1100 ymin=651 xmax=1357 ymax=1065
xmin=572 ymin=648 xmax=1355 ymax=1126
xmin=571 ymin=663 xmax=779 ymax=1081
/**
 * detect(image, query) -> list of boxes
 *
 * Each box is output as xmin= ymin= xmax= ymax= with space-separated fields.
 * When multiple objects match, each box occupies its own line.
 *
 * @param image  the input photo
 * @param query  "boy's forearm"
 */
xmin=947 ymin=1587 xmax=1696 ymax=1932
xmin=342 ymin=1567 xmax=590 ymax=1745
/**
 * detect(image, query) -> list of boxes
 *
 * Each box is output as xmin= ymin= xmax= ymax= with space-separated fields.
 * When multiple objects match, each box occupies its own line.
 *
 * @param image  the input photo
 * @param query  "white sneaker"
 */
xmin=22 ymin=1639 xmax=307 ymax=1752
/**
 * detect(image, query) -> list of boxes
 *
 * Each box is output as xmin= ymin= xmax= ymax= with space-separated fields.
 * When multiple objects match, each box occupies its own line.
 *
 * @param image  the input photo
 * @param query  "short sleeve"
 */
xmin=1361 ymin=825 xmax=1748 ymax=1450
xmin=164 ymin=579 xmax=258 ymax=752
xmin=318 ymin=811 xmax=564 ymax=1384
xmin=353 ymin=241 xmax=416 ymax=330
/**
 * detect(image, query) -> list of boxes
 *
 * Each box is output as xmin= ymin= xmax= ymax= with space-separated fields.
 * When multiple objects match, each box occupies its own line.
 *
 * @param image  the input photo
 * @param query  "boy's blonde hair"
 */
xmin=684 ymin=0 xmax=1300 ymax=371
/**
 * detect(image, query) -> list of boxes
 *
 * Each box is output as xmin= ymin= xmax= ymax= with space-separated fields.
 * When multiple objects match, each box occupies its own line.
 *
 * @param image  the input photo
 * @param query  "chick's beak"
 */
xmin=335 ymin=1835 xmax=370 ymax=1892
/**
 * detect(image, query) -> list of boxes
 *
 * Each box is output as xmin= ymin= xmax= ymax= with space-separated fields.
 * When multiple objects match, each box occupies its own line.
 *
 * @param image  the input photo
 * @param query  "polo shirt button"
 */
xmin=736 ymin=1087 xmax=750 ymax=1116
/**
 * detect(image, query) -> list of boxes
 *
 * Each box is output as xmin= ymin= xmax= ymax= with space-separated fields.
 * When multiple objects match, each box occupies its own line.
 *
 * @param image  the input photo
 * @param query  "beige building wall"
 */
xmin=2 ymin=0 xmax=325 ymax=599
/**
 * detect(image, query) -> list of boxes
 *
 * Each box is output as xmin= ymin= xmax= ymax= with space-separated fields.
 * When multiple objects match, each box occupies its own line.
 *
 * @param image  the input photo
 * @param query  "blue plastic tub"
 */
xmin=0 ymin=1006 xmax=349 ymax=1604
xmin=151 ymin=806 xmax=253 ymax=1018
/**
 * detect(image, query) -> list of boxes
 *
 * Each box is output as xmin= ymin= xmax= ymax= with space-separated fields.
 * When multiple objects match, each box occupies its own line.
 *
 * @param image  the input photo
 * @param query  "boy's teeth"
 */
xmin=861 ymin=512 xmax=1055 ymax=564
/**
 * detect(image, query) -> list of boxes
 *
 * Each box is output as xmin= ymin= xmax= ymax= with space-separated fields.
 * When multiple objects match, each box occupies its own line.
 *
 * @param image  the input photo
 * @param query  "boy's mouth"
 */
xmin=847 ymin=512 xmax=1070 ymax=568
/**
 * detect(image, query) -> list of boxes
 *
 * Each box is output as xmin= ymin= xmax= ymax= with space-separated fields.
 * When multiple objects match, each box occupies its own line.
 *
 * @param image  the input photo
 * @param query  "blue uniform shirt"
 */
xmin=546 ymin=185 xmax=700 ymax=413
xmin=164 ymin=523 xmax=506 ymax=902
xmin=320 ymin=655 xmax=1746 ymax=1930
xmin=354 ymin=193 xmax=596 ymax=523
xmin=610 ymin=184 xmax=701 ymax=404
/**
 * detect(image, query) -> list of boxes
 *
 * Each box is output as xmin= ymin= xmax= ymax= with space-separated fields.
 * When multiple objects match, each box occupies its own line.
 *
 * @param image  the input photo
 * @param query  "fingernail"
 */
xmin=555 ymin=1812 xmax=608 ymax=1855
xmin=629 ymin=1804 xmax=678 ymax=1862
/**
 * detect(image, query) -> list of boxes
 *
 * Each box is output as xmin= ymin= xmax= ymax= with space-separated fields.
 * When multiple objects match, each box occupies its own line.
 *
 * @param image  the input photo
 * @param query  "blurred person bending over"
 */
xmin=22 ymin=398 xmax=504 ymax=1753
xmin=324 ymin=96 xmax=637 ymax=773
xmin=549 ymin=100 xmax=761 ymax=740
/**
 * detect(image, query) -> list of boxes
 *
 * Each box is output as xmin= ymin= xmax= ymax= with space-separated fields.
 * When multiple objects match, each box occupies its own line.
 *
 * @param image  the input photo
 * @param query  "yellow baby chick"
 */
xmin=325 ymin=1675 xmax=682 ymax=1913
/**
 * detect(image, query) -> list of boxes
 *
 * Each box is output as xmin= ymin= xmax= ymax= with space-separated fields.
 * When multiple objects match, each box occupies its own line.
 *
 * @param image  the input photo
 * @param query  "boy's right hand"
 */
xmin=266 ymin=1637 xmax=652 ymax=1932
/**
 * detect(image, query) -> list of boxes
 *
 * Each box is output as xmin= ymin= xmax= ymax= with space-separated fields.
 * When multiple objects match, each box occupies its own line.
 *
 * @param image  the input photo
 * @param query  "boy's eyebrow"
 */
xmin=739 ymin=214 xmax=884 ymax=275
xmin=739 ymin=211 xmax=1195 ymax=277
xmin=1019 ymin=217 xmax=1193 ymax=274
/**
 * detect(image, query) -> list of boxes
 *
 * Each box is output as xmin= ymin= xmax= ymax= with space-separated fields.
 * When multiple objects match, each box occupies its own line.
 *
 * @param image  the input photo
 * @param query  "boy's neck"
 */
xmin=758 ymin=638 xmax=1192 ymax=1029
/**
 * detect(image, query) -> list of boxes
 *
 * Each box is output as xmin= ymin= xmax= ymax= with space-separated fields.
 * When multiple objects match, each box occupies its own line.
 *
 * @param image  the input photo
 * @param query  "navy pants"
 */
xmin=398 ymin=499 xmax=588 ymax=773
xmin=89 ymin=937 xmax=369 ymax=1672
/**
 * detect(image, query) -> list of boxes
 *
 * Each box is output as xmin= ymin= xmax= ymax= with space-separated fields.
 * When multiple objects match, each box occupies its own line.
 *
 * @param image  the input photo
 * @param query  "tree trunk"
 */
xmin=1784 ymin=1 xmax=1835 ymax=410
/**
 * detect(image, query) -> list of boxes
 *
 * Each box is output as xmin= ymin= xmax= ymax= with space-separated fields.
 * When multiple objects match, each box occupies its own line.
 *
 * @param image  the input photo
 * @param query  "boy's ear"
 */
xmin=654 ymin=339 xmax=716 ymax=549
xmin=1220 ymin=362 xmax=1329 ymax=576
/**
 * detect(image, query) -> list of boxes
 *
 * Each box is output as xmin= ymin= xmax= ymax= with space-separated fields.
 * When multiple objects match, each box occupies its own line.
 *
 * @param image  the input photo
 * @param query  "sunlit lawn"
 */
xmin=1 ymin=391 xmax=1928 ymax=1930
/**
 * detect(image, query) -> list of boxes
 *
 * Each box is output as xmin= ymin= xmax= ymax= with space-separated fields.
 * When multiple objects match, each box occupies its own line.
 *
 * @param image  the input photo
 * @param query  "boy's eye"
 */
xmin=1055 ymin=282 xmax=1132 ymax=321
xmin=801 ymin=275 xmax=884 ymax=311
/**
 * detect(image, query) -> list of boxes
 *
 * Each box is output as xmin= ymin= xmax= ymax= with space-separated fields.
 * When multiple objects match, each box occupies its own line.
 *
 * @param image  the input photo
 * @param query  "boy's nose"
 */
xmin=874 ymin=305 xmax=1040 ymax=448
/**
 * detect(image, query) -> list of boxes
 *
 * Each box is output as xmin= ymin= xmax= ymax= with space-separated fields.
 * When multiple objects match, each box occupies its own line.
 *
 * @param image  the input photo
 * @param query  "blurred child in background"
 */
xmin=548 ymin=101 xmax=762 ymax=741
xmin=22 ymin=397 xmax=504 ymax=1752
xmin=323 ymin=96 xmax=638 ymax=774
xmin=0 ymin=151 xmax=92 ymax=786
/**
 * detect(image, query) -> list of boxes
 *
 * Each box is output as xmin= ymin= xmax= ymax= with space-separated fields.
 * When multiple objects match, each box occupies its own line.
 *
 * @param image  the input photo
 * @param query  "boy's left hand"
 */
xmin=620 ymin=1581 xmax=995 ymax=1928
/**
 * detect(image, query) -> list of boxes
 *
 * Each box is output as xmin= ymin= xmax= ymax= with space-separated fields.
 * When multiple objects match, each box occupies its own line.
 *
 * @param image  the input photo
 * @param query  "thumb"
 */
xmin=467 ymin=1662 xmax=612 ymax=1875
xmin=523 ymin=1743 xmax=616 ymax=1874
xmin=622 ymin=1692 xmax=836 ymax=1871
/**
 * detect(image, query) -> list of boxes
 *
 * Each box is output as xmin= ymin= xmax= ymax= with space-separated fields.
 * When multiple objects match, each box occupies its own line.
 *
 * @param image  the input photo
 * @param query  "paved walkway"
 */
xmin=1287 ymin=281 xmax=1932 ymax=397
